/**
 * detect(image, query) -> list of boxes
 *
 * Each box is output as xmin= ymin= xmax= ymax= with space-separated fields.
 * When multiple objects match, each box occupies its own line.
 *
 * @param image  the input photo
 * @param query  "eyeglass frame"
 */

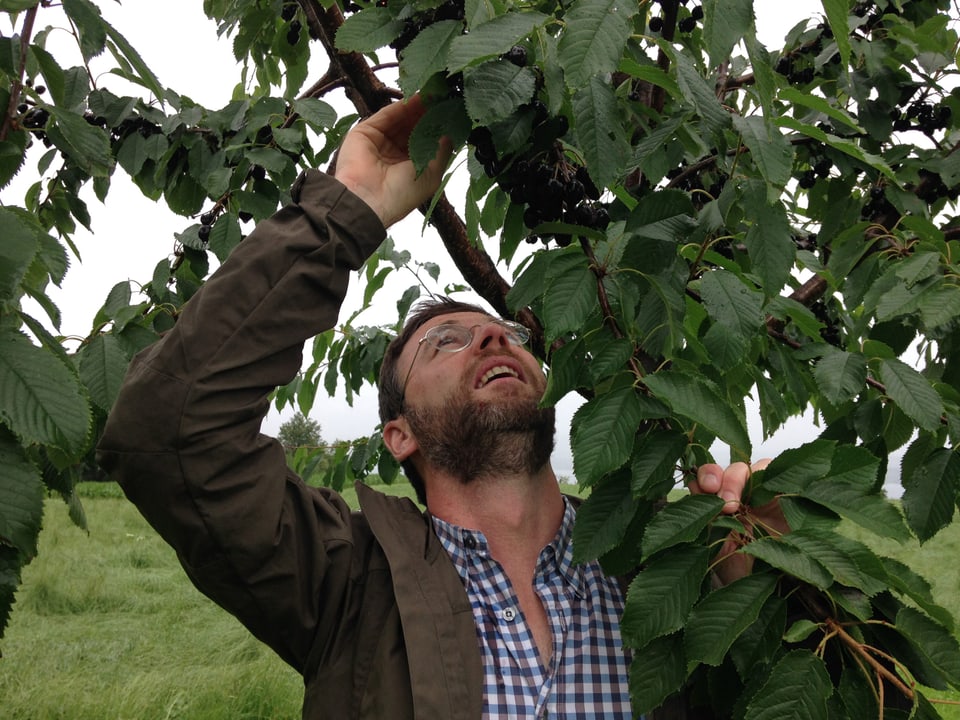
xmin=398 ymin=319 xmax=531 ymax=409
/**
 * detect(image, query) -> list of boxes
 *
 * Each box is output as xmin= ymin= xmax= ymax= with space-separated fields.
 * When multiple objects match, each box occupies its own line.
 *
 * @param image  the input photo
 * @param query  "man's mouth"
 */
xmin=477 ymin=365 xmax=520 ymax=388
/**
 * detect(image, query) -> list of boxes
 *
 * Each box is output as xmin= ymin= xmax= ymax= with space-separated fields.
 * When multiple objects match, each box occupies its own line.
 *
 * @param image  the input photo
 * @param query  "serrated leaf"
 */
xmin=784 ymin=619 xmax=820 ymax=644
xmin=572 ymin=74 xmax=629 ymax=189
xmin=0 ymin=432 xmax=44 ymax=558
xmin=641 ymin=494 xmax=724 ymax=560
xmin=630 ymin=428 xmax=688 ymax=498
xmin=572 ymin=387 xmax=642 ymax=485
xmin=779 ymin=531 xmax=887 ymax=596
xmin=881 ymin=557 xmax=955 ymax=631
xmin=542 ymin=260 xmax=596 ymax=342
xmin=743 ymin=650 xmax=832 ymax=720
xmin=820 ymin=0 xmax=852 ymax=70
xmin=409 ymin=97 xmax=471 ymax=175
xmin=447 ymin=11 xmax=548 ymax=72
xmin=0 ymin=208 xmax=40 ymax=302
xmin=0 ymin=330 xmax=91 ymax=457
xmin=742 ymin=537 xmax=834 ymax=589
xmin=292 ymin=98 xmax=337 ymax=131
xmin=730 ymin=596 xmax=787 ymax=678
xmin=732 ymin=115 xmax=793 ymax=191
xmin=760 ymin=439 xmax=835 ymax=493
xmin=670 ymin=49 xmax=730 ymax=135
xmin=621 ymin=544 xmax=711 ymax=649
xmin=398 ymin=20 xmax=462 ymax=97
xmin=463 ymin=60 xmax=537 ymax=126
xmin=643 ymin=370 xmax=751 ymax=458
xmin=62 ymin=0 xmax=107 ymax=61
xmin=629 ymin=633 xmax=687 ymax=715
xmin=700 ymin=269 xmax=764 ymax=337
xmin=813 ymin=348 xmax=868 ymax=406
xmin=335 ymin=7 xmax=403 ymax=53
xmin=45 ymin=106 xmax=113 ymax=177
xmin=901 ymin=447 xmax=958 ymax=543
xmin=702 ymin=0 xmax=752 ymax=67
xmin=775 ymin=116 xmax=895 ymax=180
xmin=878 ymin=357 xmax=944 ymax=433
xmin=741 ymin=188 xmax=795 ymax=294
xmin=896 ymin=607 xmax=960 ymax=688
xmin=778 ymin=87 xmax=864 ymax=135
xmin=557 ymin=0 xmax=635 ymax=89
xmin=571 ymin=470 xmax=637 ymax=563
xmin=102 ymin=15 xmax=165 ymax=103
xmin=802 ymin=479 xmax=911 ymax=542
xmin=684 ymin=572 xmax=778 ymax=668
xmin=78 ymin=333 xmax=129 ymax=413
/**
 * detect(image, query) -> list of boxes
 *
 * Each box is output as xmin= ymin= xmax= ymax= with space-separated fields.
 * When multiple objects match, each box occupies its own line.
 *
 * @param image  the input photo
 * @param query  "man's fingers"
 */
xmin=691 ymin=460 xmax=770 ymax=514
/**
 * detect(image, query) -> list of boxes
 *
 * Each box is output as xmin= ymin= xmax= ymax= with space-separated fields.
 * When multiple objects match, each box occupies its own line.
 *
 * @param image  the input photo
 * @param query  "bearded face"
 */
xmin=403 ymin=385 xmax=556 ymax=483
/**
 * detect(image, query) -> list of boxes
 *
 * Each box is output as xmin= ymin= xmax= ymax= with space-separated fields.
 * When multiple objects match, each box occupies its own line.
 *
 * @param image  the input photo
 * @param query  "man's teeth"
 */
xmin=478 ymin=365 xmax=519 ymax=387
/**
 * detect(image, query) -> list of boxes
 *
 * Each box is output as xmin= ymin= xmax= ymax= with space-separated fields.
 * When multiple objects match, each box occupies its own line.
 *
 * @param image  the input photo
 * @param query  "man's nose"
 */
xmin=477 ymin=322 xmax=511 ymax=350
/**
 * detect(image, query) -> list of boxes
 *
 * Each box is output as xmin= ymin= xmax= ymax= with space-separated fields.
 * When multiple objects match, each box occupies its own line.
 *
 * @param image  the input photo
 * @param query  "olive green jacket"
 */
xmin=97 ymin=170 xmax=482 ymax=718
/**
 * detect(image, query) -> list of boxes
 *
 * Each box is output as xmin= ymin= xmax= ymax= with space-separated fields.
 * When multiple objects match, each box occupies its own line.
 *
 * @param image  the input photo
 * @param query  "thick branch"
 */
xmin=0 ymin=5 xmax=38 ymax=143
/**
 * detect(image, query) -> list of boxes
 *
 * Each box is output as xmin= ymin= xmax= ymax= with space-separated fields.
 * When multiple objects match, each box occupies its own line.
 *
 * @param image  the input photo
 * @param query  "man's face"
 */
xmin=394 ymin=311 xmax=555 ymax=482
xmin=398 ymin=311 xmax=547 ymax=413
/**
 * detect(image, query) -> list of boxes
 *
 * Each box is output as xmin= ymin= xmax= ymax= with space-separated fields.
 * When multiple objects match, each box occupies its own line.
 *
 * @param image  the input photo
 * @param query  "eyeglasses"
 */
xmin=399 ymin=320 xmax=531 ymax=407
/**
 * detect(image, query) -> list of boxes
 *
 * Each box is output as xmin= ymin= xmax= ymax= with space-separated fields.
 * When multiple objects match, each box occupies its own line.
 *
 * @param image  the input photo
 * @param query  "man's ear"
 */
xmin=383 ymin=417 xmax=419 ymax=461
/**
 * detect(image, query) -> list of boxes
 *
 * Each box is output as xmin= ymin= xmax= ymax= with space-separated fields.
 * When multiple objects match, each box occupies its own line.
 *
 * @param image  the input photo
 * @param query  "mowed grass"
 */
xmin=1 ymin=482 xmax=958 ymax=719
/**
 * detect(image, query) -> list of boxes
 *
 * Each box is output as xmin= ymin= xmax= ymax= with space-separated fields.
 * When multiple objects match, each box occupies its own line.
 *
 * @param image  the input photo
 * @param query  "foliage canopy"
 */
xmin=2 ymin=0 xmax=960 ymax=715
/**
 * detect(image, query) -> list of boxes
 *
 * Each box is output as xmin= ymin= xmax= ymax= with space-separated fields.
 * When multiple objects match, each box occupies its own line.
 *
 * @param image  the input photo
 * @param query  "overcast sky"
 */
xmin=4 ymin=1 xmax=854 ymax=483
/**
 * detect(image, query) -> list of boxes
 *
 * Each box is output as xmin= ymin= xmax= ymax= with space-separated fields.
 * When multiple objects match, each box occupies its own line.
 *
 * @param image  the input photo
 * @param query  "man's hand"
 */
xmin=689 ymin=460 xmax=789 ymax=585
xmin=333 ymin=95 xmax=453 ymax=228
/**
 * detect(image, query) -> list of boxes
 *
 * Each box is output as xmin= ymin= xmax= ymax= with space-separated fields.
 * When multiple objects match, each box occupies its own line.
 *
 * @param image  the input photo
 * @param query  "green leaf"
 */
xmin=557 ymin=0 xmax=635 ymax=89
xmin=398 ymin=20 xmax=462 ymax=97
xmin=292 ymin=97 xmax=337 ymax=131
xmin=571 ymin=470 xmax=637 ymax=563
xmin=447 ymin=11 xmax=548 ymax=72
xmin=820 ymin=0 xmax=852 ymax=70
xmin=102 ymin=16 xmax=165 ymax=103
xmin=641 ymin=494 xmax=724 ymax=560
xmin=335 ymin=7 xmax=403 ymax=53
xmin=77 ymin=333 xmax=129 ymax=413
xmin=901 ymin=447 xmax=958 ymax=543
xmin=0 ymin=208 xmax=40 ymax=302
xmin=630 ymin=428 xmax=688 ymax=498
xmin=669 ymin=49 xmax=730 ymax=135
xmin=778 ymin=87 xmax=865 ymax=135
xmin=760 ymin=440 xmax=835 ymax=493
xmin=684 ymin=572 xmax=778 ymax=668
xmin=779 ymin=531 xmax=887 ymax=596
xmin=572 ymin=387 xmax=642 ymax=486
xmin=881 ymin=557 xmax=955 ymax=631
xmin=409 ymin=97 xmax=471 ymax=175
xmin=813 ymin=348 xmax=868 ymax=406
xmin=572 ymin=74 xmax=629 ymax=189
xmin=732 ymin=115 xmax=793 ymax=191
xmin=700 ymin=269 xmax=764 ymax=337
xmin=743 ymin=650 xmax=833 ymax=720
xmin=740 ymin=185 xmax=795 ymax=294
xmin=643 ymin=370 xmax=751 ymax=459
xmin=896 ymin=607 xmax=960 ymax=688
xmin=0 ymin=0 xmax=39 ymax=9
xmin=62 ymin=0 xmax=107 ymax=61
xmin=0 ymin=330 xmax=91 ymax=457
xmin=463 ymin=60 xmax=537 ymax=125
xmin=45 ymin=106 xmax=114 ymax=177
xmin=542 ymin=260 xmax=596 ymax=342
xmin=801 ymin=479 xmax=911 ymax=542
xmin=629 ymin=633 xmax=687 ymax=715
xmin=621 ymin=544 xmax=711 ymax=649
xmin=0 ymin=431 xmax=44 ymax=559
xmin=775 ymin=116 xmax=895 ymax=180
xmin=742 ymin=537 xmax=834 ymax=589
xmin=701 ymin=0 xmax=752 ymax=67
xmin=877 ymin=357 xmax=944 ymax=433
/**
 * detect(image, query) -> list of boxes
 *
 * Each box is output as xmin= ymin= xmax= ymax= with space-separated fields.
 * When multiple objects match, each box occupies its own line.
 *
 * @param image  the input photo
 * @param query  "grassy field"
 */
xmin=0 ymin=482 xmax=958 ymax=719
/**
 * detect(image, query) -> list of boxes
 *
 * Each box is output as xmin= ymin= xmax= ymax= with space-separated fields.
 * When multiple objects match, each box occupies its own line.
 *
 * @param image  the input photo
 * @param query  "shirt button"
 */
xmin=464 ymin=534 xmax=477 ymax=550
xmin=501 ymin=607 xmax=517 ymax=622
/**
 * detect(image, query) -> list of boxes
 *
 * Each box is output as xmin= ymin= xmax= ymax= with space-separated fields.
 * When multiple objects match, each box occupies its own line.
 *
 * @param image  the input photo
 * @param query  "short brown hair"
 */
xmin=378 ymin=297 xmax=493 ymax=503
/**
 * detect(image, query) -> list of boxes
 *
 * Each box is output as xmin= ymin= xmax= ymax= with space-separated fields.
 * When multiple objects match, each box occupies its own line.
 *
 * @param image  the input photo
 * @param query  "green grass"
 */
xmin=1 ymin=483 xmax=958 ymax=718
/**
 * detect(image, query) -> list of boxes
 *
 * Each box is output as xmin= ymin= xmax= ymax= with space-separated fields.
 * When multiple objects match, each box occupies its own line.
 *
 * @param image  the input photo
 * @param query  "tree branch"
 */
xmin=0 ymin=5 xmax=38 ymax=143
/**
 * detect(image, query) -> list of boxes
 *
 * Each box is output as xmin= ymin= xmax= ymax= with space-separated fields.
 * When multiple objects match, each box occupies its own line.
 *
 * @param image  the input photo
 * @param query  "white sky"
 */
xmin=4 ymin=1 xmax=870 ymax=486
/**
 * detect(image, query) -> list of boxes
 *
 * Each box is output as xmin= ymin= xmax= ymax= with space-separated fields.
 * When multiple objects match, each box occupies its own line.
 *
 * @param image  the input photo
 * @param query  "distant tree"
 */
xmin=277 ymin=412 xmax=323 ymax=450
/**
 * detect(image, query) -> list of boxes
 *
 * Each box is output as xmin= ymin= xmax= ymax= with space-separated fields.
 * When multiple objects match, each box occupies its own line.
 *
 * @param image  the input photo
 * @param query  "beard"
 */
xmin=403 ymin=392 xmax=556 ymax=484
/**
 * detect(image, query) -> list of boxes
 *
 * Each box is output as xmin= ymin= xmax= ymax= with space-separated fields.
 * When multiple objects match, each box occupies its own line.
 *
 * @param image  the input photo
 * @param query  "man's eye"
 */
xmin=435 ymin=332 xmax=460 ymax=347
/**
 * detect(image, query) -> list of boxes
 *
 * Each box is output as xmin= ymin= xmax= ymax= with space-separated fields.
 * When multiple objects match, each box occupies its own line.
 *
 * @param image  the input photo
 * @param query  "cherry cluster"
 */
xmin=798 ymin=157 xmax=833 ymax=189
xmin=891 ymin=101 xmax=952 ymax=134
xmin=775 ymin=26 xmax=840 ymax=86
xmin=469 ymin=119 xmax=608 ymax=248
xmin=388 ymin=0 xmax=465 ymax=52
xmin=648 ymin=3 xmax=703 ymax=34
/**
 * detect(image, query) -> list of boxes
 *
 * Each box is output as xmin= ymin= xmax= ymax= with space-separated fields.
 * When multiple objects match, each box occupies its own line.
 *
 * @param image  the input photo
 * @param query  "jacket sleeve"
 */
xmin=96 ymin=170 xmax=386 ymax=671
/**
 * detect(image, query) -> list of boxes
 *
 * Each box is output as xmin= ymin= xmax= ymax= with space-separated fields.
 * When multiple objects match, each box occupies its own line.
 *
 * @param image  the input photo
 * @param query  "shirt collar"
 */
xmin=431 ymin=497 xmax=584 ymax=596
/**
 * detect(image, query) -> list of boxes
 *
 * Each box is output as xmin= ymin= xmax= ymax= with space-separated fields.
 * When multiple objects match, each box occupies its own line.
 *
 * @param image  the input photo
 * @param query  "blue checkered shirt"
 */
xmin=432 ymin=498 xmax=633 ymax=719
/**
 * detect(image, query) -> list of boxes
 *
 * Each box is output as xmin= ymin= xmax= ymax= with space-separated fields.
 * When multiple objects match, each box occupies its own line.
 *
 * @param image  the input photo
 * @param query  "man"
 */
xmin=97 ymin=96 xmax=765 ymax=718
